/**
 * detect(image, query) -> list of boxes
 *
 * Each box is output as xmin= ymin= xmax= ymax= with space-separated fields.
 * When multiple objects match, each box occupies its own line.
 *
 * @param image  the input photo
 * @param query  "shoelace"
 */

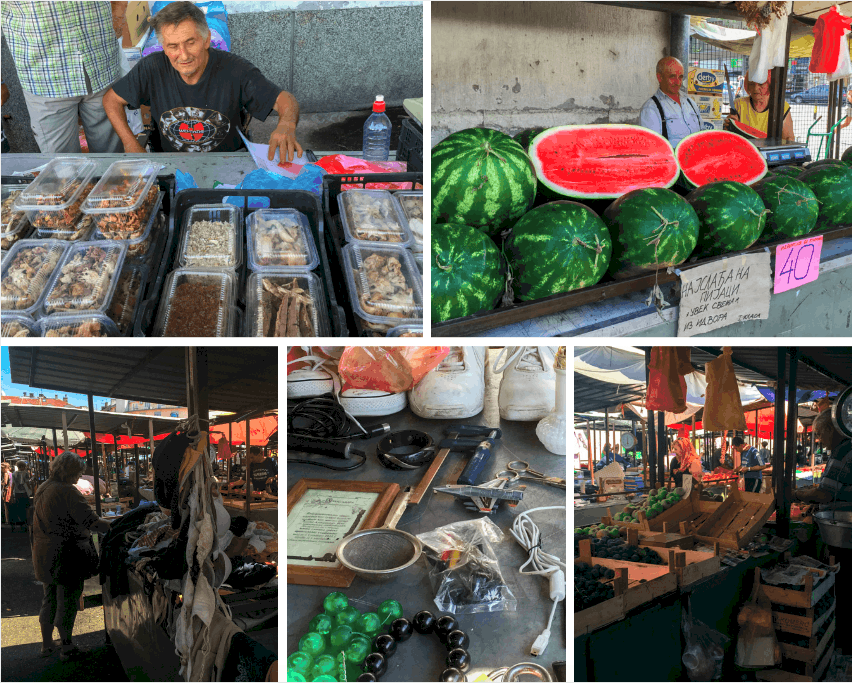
xmin=437 ymin=346 xmax=465 ymax=372
xmin=492 ymin=346 xmax=546 ymax=374
xmin=287 ymin=352 xmax=366 ymax=434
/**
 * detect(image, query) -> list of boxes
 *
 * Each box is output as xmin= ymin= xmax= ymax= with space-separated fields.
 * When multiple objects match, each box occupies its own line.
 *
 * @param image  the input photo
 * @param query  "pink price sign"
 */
xmin=773 ymin=235 xmax=823 ymax=294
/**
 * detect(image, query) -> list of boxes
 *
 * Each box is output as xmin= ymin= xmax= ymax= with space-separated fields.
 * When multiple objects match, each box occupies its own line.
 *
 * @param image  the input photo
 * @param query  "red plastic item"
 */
xmin=646 ymin=347 xmax=692 ymax=413
xmin=810 ymin=7 xmax=852 ymax=74
xmin=339 ymin=346 xmax=449 ymax=394
xmin=315 ymin=154 xmax=420 ymax=190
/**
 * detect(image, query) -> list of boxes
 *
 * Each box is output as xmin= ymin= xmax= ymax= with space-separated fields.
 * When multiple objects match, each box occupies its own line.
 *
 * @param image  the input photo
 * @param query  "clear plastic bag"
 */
xmin=338 ymin=346 xmax=448 ymax=393
xmin=682 ymin=600 xmax=729 ymax=681
xmin=416 ymin=518 xmax=517 ymax=615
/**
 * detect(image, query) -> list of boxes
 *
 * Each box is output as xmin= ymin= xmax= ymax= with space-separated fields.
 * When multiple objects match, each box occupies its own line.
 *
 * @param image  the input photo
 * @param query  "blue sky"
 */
xmin=1 ymin=348 xmax=109 ymax=409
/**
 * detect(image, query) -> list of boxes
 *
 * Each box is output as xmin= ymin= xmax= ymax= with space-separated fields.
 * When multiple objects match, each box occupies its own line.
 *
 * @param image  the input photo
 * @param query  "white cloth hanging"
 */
xmin=748 ymin=2 xmax=792 ymax=84
xmin=829 ymin=13 xmax=852 ymax=82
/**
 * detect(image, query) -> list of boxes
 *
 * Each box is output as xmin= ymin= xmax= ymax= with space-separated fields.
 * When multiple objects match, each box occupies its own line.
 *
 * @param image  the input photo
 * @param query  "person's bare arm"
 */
xmin=267 ymin=91 xmax=303 ymax=163
xmin=840 ymin=113 xmax=852 ymax=130
xmin=88 ymin=517 xmax=113 ymax=534
xmin=1 ymin=83 xmax=9 ymax=106
xmin=782 ymin=110 xmax=796 ymax=141
xmin=102 ymin=88 xmax=146 ymax=153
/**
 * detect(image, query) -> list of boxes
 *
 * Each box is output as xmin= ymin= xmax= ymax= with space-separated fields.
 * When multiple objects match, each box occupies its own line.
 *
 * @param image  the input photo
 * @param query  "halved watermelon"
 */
xmin=529 ymin=124 xmax=680 ymax=199
xmin=726 ymin=118 xmax=767 ymax=139
xmin=676 ymin=130 xmax=768 ymax=186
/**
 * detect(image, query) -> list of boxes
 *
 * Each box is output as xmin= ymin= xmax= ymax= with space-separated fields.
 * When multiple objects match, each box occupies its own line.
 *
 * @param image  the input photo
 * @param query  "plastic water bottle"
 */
xmin=363 ymin=95 xmax=391 ymax=161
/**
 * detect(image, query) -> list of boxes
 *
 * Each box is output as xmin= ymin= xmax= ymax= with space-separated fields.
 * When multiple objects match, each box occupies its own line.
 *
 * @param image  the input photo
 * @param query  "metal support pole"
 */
xmin=604 ymin=410 xmax=610 ymax=452
xmin=244 ymin=418 xmax=252 ymax=516
xmin=657 ymin=411 xmax=666 ymax=488
xmin=51 ymin=428 xmax=59 ymax=461
xmin=133 ymin=444 xmax=140 ymax=508
xmin=772 ymin=350 xmax=787 ymax=503
xmin=781 ymin=348 xmax=799 ymax=539
xmin=61 ymin=411 xmax=69 ymax=451
xmin=88 ymin=394 xmax=101 ymax=517
xmin=670 ymin=14 xmax=690 ymax=79
xmin=585 ymin=420 xmax=592 ymax=472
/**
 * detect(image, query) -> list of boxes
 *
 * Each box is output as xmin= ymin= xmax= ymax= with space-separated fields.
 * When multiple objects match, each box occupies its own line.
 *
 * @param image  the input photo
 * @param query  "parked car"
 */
xmin=790 ymin=84 xmax=849 ymax=105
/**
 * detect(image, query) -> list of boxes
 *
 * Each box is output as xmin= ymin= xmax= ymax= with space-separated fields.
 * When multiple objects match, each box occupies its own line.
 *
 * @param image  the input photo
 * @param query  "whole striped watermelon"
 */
xmin=505 ymin=201 xmax=612 ymax=300
xmin=799 ymin=164 xmax=852 ymax=227
xmin=843 ymin=147 xmax=852 ymax=164
xmin=603 ymin=188 xmax=700 ymax=279
xmin=513 ymin=127 xmax=547 ymax=152
xmin=432 ymin=222 xmax=505 ymax=322
xmin=772 ymin=165 xmax=805 ymax=178
xmin=432 ymin=128 xmax=537 ymax=237
xmin=752 ymin=175 xmax=819 ymax=243
xmin=514 ymin=127 xmax=561 ymax=204
xmin=687 ymin=181 xmax=769 ymax=256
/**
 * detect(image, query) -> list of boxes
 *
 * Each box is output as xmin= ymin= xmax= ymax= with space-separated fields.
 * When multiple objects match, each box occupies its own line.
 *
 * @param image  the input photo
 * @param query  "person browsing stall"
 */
xmin=103 ymin=1 xmax=303 ymax=160
xmin=732 ymin=436 xmax=770 ymax=493
xmin=229 ymin=447 xmax=277 ymax=497
xmin=671 ymin=436 xmax=703 ymax=483
xmin=639 ymin=57 xmax=704 ymax=149
xmin=726 ymin=70 xmax=795 ymax=140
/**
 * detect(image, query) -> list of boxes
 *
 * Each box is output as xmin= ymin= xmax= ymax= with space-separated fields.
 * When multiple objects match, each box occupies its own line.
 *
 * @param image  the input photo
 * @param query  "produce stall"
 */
xmin=574 ymin=346 xmax=852 ymax=682
xmin=1 ymin=150 xmax=423 ymax=338
xmin=430 ymin=1 xmax=852 ymax=338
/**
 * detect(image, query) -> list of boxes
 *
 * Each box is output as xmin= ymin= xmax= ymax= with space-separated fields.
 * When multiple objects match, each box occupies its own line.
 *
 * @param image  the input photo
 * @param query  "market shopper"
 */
xmin=1 ymin=461 xmax=12 ymax=524
xmin=8 ymin=460 xmax=33 ymax=531
xmin=726 ymin=70 xmax=795 ymax=140
xmin=228 ymin=447 xmax=277 ymax=496
xmin=795 ymin=407 xmax=852 ymax=504
xmin=103 ymin=1 xmax=303 ymax=160
xmin=31 ymin=452 xmax=113 ymax=661
xmin=0 ymin=1 xmax=125 ymax=153
xmin=639 ymin=57 xmax=704 ymax=148
xmin=671 ymin=436 xmax=703 ymax=483
xmin=732 ymin=436 xmax=770 ymax=493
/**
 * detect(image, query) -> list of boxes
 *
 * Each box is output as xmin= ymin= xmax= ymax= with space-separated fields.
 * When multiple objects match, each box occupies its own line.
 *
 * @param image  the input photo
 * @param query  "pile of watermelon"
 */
xmin=431 ymin=125 xmax=852 ymax=323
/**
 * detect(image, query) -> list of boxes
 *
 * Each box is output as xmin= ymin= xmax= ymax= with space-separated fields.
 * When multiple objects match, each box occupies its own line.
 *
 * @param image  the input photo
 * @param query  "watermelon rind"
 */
xmin=804 ymin=159 xmax=847 ymax=170
xmin=676 ymin=130 xmax=768 ymax=186
xmin=799 ymin=164 xmax=852 ymax=227
xmin=432 ymin=127 xmax=537 ymax=237
xmin=687 ymin=181 xmax=769 ymax=256
xmin=529 ymin=124 xmax=680 ymax=199
xmin=513 ymin=127 xmax=547 ymax=153
xmin=725 ymin=118 xmax=767 ymax=139
xmin=431 ymin=222 xmax=506 ymax=323
xmin=603 ymin=188 xmax=700 ymax=279
xmin=752 ymin=175 xmax=819 ymax=243
xmin=505 ymin=201 xmax=613 ymax=300
xmin=513 ymin=127 xmax=562 ymax=204
xmin=772 ymin=165 xmax=805 ymax=178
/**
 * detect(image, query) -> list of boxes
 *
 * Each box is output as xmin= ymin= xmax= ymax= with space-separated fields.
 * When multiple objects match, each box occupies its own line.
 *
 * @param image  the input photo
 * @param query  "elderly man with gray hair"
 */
xmin=639 ymin=56 xmax=704 ymax=149
xmin=103 ymin=1 xmax=302 ymax=161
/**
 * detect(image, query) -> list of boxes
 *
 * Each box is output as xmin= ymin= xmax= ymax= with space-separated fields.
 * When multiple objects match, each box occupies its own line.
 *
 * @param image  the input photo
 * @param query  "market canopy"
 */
xmin=2 ymin=426 xmax=87 ymax=445
xmin=8 ymin=347 xmax=278 ymax=416
xmin=209 ymin=415 xmax=278 ymax=447
xmin=1 ymin=403 xmax=182 ymax=438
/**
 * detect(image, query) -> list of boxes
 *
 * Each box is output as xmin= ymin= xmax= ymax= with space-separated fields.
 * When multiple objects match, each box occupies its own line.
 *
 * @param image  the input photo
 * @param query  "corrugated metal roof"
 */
xmin=0 ymin=403 xmax=181 ymax=436
xmin=8 ymin=347 xmax=278 ymax=415
xmin=575 ymin=373 xmax=646 ymax=413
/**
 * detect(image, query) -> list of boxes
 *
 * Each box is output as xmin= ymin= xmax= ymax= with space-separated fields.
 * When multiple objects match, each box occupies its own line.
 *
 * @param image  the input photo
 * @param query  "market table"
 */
xmin=287 ymin=363 xmax=568 ymax=681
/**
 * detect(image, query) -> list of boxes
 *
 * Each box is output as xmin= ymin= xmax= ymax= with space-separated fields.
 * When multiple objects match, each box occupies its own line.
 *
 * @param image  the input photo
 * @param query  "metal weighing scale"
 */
xmin=748 ymin=137 xmax=811 ymax=168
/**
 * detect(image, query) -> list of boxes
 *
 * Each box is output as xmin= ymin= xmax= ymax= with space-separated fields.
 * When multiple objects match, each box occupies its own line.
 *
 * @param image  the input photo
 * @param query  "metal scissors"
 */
xmin=495 ymin=460 xmax=566 ymax=489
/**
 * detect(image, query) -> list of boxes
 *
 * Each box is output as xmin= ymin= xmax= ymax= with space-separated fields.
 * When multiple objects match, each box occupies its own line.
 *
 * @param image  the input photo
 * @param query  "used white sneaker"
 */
xmin=287 ymin=347 xmax=334 ymax=399
xmin=408 ymin=347 xmax=486 ymax=419
xmin=493 ymin=346 xmax=556 ymax=421
xmin=339 ymin=388 xmax=407 ymax=416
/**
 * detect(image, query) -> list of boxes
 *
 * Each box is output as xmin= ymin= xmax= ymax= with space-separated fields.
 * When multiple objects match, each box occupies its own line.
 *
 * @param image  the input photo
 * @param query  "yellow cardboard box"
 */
xmin=689 ymin=68 xmax=725 ymax=96
xmin=695 ymin=95 xmax=723 ymax=120
xmin=121 ymin=1 xmax=151 ymax=48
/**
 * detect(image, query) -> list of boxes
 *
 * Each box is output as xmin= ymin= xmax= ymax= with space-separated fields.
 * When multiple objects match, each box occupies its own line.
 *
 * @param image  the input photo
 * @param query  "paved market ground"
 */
xmin=1 ymin=524 xmax=127 ymax=682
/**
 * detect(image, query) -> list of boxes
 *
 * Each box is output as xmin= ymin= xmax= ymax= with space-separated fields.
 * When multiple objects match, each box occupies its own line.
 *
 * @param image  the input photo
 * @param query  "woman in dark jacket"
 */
xmin=31 ymin=452 xmax=112 ymax=660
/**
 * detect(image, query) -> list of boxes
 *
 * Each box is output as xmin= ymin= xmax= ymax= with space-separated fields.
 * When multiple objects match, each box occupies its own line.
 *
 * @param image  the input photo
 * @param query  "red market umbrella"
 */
xmin=209 ymin=415 xmax=278 ymax=449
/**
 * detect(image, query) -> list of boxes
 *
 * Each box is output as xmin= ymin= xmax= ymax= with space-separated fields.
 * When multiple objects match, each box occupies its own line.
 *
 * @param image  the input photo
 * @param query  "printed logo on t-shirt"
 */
xmin=160 ymin=106 xmax=230 ymax=152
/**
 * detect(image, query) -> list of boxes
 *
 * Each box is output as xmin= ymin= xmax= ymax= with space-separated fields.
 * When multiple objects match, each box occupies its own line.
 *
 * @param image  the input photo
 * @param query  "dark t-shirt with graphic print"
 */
xmin=249 ymin=457 xmax=277 ymax=492
xmin=112 ymin=48 xmax=279 ymax=152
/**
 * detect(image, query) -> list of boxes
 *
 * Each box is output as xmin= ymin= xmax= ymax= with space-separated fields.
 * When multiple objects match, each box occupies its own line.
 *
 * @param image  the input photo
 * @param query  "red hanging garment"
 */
xmin=646 ymin=347 xmax=692 ymax=413
xmin=810 ymin=7 xmax=852 ymax=73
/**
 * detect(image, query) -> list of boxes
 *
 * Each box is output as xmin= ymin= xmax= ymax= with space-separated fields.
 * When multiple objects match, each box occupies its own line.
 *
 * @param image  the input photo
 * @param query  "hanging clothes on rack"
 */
xmin=810 ymin=6 xmax=852 ymax=74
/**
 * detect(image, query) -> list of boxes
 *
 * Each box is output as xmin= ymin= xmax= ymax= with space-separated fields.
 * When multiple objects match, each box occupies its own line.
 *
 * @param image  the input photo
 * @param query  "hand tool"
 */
xmin=434 ymin=477 xmax=524 ymax=514
xmin=449 ymin=425 xmax=502 ymax=486
xmin=496 ymin=460 xmax=566 ymax=489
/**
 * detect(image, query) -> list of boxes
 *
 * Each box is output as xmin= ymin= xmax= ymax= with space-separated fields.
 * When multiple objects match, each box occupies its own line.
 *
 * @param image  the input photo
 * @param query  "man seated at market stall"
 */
xmin=102 ymin=1 xmax=303 ymax=160
xmin=795 ymin=406 xmax=852 ymax=505
xmin=725 ymin=70 xmax=795 ymax=141
xmin=732 ymin=436 xmax=771 ymax=493
xmin=228 ymin=447 xmax=277 ymax=497
xmin=639 ymin=56 xmax=704 ymax=149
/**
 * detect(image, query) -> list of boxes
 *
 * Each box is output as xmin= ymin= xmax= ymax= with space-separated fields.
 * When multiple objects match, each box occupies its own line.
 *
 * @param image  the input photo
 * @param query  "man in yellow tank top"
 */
xmin=727 ymin=70 xmax=795 ymax=140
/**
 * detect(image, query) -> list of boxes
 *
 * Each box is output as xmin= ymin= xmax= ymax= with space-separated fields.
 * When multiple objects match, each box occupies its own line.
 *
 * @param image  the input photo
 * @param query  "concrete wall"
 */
xmin=431 ymin=1 xmax=671 ymax=145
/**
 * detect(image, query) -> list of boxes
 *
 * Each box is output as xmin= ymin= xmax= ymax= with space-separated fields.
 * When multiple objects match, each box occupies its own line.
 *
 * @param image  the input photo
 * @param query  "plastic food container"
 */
xmin=246 ymin=271 xmax=329 ymax=337
xmin=178 ymin=204 xmax=242 ymax=269
xmin=342 ymin=243 xmax=423 ymax=336
xmin=36 ymin=314 xmax=119 ymax=337
xmin=394 ymin=191 xmax=423 ymax=250
xmin=42 ymin=241 xmax=127 ymax=316
xmin=1 ymin=185 xmax=33 ymax=249
xmin=1 ymin=313 xmax=37 ymax=338
xmin=107 ymin=262 xmax=148 ymax=336
xmin=245 ymin=208 xmax=318 ymax=272
xmin=337 ymin=189 xmax=412 ymax=247
xmin=1 ymin=239 xmax=68 ymax=315
xmin=387 ymin=324 xmax=423 ymax=337
xmin=81 ymin=159 xmax=160 ymax=235
xmin=13 ymin=157 xmax=96 ymax=230
xmin=412 ymin=250 xmax=423 ymax=274
xmin=36 ymin=213 xmax=95 ymax=242
xmin=95 ymin=192 xmax=163 ymax=262
xmin=153 ymin=268 xmax=236 ymax=337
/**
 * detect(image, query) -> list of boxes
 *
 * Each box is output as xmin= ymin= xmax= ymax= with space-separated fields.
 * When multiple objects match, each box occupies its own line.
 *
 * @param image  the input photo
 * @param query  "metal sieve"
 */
xmin=336 ymin=486 xmax=422 ymax=582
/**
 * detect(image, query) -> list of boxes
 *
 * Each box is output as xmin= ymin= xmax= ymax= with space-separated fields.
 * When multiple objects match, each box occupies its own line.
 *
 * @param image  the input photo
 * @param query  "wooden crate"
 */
xmin=779 ymin=618 xmax=835 ymax=665
xmin=761 ymin=568 xmax=836 ymax=609
xmin=602 ymin=487 xmax=704 ymax=533
xmin=772 ymin=597 xmax=836 ymax=637
xmin=620 ymin=529 xmax=720 ymax=586
xmin=756 ymin=640 xmax=835 ymax=682
xmin=691 ymin=488 xmax=775 ymax=549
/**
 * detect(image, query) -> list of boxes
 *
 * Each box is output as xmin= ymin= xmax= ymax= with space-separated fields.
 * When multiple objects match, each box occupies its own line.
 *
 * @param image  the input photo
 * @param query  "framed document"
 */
xmin=286 ymin=479 xmax=399 ymax=587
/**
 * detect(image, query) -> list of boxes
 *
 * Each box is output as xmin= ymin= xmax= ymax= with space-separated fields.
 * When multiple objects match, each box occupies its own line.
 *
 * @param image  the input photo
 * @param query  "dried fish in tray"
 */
xmin=246 ymin=208 xmax=317 ymax=271
xmin=395 ymin=191 xmax=423 ymax=248
xmin=42 ymin=242 xmax=126 ymax=315
xmin=247 ymin=272 xmax=328 ymax=337
xmin=1 ymin=314 xmax=36 ymax=337
xmin=178 ymin=204 xmax=241 ymax=269
xmin=338 ymin=189 xmax=412 ymax=246
xmin=1 ymin=239 xmax=68 ymax=313
xmin=107 ymin=263 xmax=147 ymax=335
xmin=1 ymin=187 xmax=32 ymax=249
xmin=38 ymin=314 xmax=118 ymax=337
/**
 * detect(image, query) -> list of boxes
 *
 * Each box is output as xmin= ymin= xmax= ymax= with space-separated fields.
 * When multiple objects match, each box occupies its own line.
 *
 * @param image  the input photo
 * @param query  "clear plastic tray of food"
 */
xmin=42 ymin=241 xmax=127 ymax=316
xmin=95 ymin=193 xmax=163 ymax=261
xmin=107 ymin=262 xmax=148 ymax=336
xmin=36 ymin=213 xmax=95 ymax=242
xmin=387 ymin=324 xmax=423 ymax=337
xmin=2 ymin=185 xmax=33 ymax=249
xmin=178 ymin=204 xmax=242 ymax=269
xmin=82 ymin=159 xmax=159 ymax=212
xmin=36 ymin=314 xmax=119 ymax=337
xmin=154 ymin=268 xmax=236 ymax=337
xmin=337 ymin=189 xmax=413 ymax=247
xmin=394 ymin=190 xmax=423 ymax=250
xmin=13 ymin=157 xmax=96 ymax=230
xmin=246 ymin=271 xmax=329 ymax=337
xmin=342 ymin=243 xmax=423 ymax=336
xmin=412 ymin=250 xmax=423 ymax=274
xmin=1 ymin=313 xmax=37 ymax=338
xmin=245 ymin=208 xmax=318 ymax=272
xmin=1 ymin=239 xmax=69 ymax=315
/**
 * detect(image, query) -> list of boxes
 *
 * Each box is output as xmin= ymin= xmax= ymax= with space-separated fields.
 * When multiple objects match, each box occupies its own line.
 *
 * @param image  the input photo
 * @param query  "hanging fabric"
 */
xmin=810 ymin=6 xmax=852 ymax=74
xmin=646 ymin=347 xmax=692 ymax=413
xmin=748 ymin=1 xmax=791 ymax=83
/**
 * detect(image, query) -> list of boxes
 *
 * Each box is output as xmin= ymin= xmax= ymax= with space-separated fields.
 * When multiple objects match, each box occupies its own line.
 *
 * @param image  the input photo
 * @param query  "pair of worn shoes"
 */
xmin=288 ymin=346 xmax=556 ymax=421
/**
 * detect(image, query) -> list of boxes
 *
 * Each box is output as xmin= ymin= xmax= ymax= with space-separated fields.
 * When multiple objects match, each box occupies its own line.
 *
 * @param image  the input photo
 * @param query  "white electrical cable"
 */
xmin=509 ymin=505 xmax=567 ymax=656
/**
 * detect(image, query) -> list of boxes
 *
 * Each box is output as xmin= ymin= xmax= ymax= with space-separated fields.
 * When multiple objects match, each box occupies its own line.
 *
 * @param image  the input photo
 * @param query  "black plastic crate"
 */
xmin=396 ymin=118 xmax=423 ymax=172
xmin=321 ymin=173 xmax=423 ymax=336
xmin=134 ymin=188 xmax=346 ymax=337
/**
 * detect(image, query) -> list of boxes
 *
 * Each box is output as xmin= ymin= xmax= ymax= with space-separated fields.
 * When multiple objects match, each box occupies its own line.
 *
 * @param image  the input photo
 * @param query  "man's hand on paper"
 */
xmin=268 ymin=121 xmax=304 ymax=163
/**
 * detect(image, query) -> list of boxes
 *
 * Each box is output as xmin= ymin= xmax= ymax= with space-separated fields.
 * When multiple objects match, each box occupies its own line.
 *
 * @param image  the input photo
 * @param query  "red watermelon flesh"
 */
xmin=729 ymin=119 xmax=767 ymax=139
xmin=530 ymin=124 xmax=680 ymax=199
xmin=676 ymin=130 xmax=768 ymax=186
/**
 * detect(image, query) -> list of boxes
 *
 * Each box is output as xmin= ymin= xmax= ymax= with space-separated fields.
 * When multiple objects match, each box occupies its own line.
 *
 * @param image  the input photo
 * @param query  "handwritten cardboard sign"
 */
xmin=677 ymin=252 xmax=771 ymax=336
xmin=774 ymin=235 xmax=823 ymax=294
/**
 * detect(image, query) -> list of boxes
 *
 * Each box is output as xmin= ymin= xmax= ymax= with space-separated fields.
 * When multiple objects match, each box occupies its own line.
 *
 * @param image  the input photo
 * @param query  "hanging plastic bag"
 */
xmin=416 ymin=517 xmax=517 ymax=615
xmin=703 ymin=347 xmax=747 ymax=431
xmin=682 ymin=600 xmax=729 ymax=681
xmin=646 ymin=347 xmax=692 ymax=413
xmin=338 ymin=346 xmax=449 ymax=394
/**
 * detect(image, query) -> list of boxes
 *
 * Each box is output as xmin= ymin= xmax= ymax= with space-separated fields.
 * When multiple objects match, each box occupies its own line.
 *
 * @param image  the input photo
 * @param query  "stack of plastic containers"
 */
xmin=245 ymin=208 xmax=329 ymax=337
xmin=154 ymin=204 xmax=241 ymax=336
xmin=394 ymin=189 xmax=423 ymax=270
xmin=1 ymin=239 xmax=68 ymax=335
xmin=1 ymin=185 xmax=33 ymax=250
xmin=336 ymin=189 xmax=423 ymax=336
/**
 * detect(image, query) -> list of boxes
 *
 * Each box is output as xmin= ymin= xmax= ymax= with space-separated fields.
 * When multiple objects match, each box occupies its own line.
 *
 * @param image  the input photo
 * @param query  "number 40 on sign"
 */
xmin=773 ymin=235 xmax=823 ymax=295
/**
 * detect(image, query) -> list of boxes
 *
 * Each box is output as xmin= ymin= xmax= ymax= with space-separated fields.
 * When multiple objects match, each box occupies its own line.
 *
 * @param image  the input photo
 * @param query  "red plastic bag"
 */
xmin=339 ymin=346 xmax=449 ymax=393
xmin=646 ymin=347 xmax=692 ymax=413
xmin=315 ymin=154 xmax=422 ymax=190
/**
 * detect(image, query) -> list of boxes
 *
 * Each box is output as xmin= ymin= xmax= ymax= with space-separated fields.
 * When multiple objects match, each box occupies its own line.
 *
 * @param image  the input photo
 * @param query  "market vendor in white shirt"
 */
xmin=639 ymin=57 xmax=704 ymax=149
